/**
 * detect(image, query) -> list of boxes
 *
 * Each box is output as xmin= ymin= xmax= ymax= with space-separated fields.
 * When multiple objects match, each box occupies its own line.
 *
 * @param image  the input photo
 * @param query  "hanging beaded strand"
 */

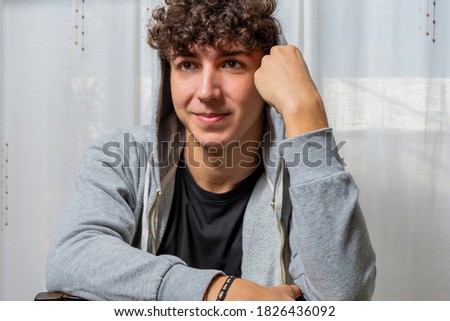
xmin=2 ymin=143 xmax=9 ymax=229
xmin=425 ymin=0 xmax=437 ymax=43
xmin=70 ymin=0 xmax=86 ymax=51
xmin=74 ymin=0 xmax=79 ymax=47
xmin=432 ymin=1 xmax=436 ymax=43
xmin=426 ymin=0 xmax=430 ymax=37
xmin=81 ymin=0 xmax=85 ymax=51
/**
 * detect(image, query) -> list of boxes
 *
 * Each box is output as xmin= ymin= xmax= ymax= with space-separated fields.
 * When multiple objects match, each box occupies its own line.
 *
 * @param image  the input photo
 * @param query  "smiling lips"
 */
xmin=195 ymin=113 xmax=231 ymax=125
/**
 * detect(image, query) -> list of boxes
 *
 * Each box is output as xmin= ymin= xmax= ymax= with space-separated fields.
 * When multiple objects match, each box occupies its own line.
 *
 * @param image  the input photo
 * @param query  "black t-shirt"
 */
xmin=157 ymin=160 xmax=264 ymax=277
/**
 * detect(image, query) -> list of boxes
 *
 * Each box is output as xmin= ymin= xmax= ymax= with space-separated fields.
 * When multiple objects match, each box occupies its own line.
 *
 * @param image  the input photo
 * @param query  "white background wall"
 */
xmin=1 ymin=0 xmax=450 ymax=300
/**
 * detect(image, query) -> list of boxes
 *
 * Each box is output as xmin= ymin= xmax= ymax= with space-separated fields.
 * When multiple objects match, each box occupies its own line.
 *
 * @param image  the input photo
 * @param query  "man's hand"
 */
xmin=205 ymin=276 xmax=302 ymax=301
xmin=254 ymin=45 xmax=329 ymax=137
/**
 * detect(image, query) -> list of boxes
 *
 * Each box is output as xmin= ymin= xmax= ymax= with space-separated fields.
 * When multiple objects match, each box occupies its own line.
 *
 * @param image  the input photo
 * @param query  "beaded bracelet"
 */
xmin=202 ymin=274 xmax=221 ymax=301
xmin=216 ymin=276 xmax=236 ymax=301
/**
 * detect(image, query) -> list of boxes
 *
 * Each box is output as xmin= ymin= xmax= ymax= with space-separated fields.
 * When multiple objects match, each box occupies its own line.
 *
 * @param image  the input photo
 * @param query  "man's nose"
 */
xmin=197 ymin=67 xmax=222 ymax=102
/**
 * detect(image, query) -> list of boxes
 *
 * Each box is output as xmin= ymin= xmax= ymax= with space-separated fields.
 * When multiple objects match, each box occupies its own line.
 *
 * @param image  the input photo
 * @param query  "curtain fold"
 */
xmin=0 ymin=0 xmax=449 ymax=300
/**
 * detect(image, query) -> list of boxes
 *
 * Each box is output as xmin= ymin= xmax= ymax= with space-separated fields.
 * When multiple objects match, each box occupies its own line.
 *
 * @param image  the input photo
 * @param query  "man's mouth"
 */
xmin=194 ymin=113 xmax=230 ymax=125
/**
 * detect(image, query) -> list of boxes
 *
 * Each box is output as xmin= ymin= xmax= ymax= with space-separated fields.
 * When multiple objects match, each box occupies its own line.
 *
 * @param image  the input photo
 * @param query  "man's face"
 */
xmin=169 ymin=43 xmax=266 ymax=149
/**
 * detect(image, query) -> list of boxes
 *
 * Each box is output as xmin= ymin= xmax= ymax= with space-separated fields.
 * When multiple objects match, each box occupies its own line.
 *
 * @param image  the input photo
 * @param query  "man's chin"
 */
xmin=187 ymin=131 xmax=229 ymax=150
xmin=198 ymin=140 xmax=227 ymax=152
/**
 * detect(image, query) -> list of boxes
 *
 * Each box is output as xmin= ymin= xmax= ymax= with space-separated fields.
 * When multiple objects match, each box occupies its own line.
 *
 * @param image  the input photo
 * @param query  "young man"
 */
xmin=46 ymin=0 xmax=376 ymax=300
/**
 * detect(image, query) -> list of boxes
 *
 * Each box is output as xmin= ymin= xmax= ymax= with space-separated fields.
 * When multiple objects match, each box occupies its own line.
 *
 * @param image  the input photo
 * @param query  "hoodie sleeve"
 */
xmin=46 ymin=128 xmax=220 ymax=300
xmin=280 ymin=128 xmax=376 ymax=300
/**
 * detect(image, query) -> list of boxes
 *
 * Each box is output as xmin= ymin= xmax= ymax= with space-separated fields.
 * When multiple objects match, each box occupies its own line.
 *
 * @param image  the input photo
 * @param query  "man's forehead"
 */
xmin=169 ymin=42 xmax=257 ymax=59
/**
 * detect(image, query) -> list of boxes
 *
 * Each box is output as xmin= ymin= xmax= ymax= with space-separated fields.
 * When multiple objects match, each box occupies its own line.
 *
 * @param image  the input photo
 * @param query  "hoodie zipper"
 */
xmin=278 ymin=218 xmax=287 ymax=284
xmin=272 ymin=201 xmax=287 ymax=284
xmin=149 ymin=190 xmax=161 ymax=254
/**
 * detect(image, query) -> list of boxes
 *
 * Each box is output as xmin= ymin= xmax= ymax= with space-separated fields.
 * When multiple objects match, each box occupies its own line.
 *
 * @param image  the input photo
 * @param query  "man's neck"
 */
xmin=183 ymin=136 xmax=262 ymax=194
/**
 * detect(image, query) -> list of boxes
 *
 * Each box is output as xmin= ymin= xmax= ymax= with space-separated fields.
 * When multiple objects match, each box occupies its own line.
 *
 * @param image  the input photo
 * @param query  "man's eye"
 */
xmin=177 ymin=61 xmax=195 ymax=70
xmin=224 ymin=60 xmax=243 ymax=69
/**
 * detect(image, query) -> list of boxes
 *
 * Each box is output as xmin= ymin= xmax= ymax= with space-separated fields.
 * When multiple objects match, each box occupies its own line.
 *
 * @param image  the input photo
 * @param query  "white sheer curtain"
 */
xmin=287 ymin=0 xmax=450 ymax=300
xmin=0 ymin=0 xmax=5 ymax=300
xmin=0 ymin=0 xmax=157 ymax=300
xmin=0 ymin=0 xmax=449 ymax=300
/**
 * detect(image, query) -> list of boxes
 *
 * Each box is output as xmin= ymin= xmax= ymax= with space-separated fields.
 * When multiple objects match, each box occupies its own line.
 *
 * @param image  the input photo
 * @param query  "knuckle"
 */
xmin=270 ymin=45 xmax=280 ymax=54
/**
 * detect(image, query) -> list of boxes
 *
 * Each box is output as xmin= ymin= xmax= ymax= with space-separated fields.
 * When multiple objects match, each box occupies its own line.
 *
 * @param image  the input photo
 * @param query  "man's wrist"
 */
xmin=204 ymin=275 xmax=227 ymax=301
xmin=279 ymin=96 xmax=329 ymax=138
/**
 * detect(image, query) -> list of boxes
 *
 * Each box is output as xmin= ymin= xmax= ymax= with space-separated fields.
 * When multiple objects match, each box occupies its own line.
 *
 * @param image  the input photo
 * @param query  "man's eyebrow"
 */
xmin=171 ymin=50 xmax=252 ymax=60
xmin=219 ymin=50 xmax=252 ymax=57
xmin=170 ymin=52 xmax=197 ymax=61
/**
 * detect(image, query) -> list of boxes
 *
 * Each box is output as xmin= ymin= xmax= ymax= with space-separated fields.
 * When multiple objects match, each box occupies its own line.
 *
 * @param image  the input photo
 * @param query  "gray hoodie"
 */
xmin=46 ymin=42 xmax=376 ymax=301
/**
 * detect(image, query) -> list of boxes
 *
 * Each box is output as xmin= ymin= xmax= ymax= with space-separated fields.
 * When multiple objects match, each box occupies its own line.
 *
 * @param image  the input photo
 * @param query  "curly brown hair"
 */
xmin=148 ymin=0 xmax=280 ymax=58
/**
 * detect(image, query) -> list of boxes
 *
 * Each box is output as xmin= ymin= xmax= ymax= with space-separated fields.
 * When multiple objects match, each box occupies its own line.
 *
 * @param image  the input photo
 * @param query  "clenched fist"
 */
xmin=254 ymin=45 xmax=329 ymax=137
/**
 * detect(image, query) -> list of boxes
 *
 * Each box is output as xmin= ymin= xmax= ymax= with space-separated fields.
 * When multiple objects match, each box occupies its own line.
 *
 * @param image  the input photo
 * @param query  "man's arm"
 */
xmin=281 ymin=128 xmax=376 ymax=300
xmin=204 ymin=276 xmax=302 ymax=301
xmin=254 ymin=45 xmax=376 ymax=300
xmin=46 ymin=128 xmax=220 ymax=300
